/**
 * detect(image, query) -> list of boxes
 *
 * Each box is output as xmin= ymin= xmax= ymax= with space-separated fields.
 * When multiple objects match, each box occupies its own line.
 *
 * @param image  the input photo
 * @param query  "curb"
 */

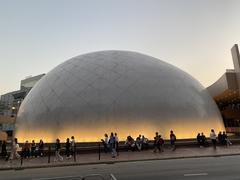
xmin=1 ymin=153 xmax=240 ymax=171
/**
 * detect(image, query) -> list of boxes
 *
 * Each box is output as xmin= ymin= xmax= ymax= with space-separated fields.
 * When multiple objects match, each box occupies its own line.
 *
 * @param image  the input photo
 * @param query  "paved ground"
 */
xmin=1 ymin=155 xmax=240 ymax=180
xmin=0 ymin=144 xmax=240 ymax=170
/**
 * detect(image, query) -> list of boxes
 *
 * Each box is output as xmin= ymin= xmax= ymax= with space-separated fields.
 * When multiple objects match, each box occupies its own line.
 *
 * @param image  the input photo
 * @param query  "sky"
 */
xmin=0 ymin=0 xmax=240 ymax=95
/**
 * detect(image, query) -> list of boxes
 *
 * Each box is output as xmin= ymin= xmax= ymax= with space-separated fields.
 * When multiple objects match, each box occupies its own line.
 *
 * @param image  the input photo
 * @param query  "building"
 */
xmin=207 ymin=44 xmax=240 ymax=134
xmin=0 ymin=74 xmax=45 ymax=117
xmin=0 ymin=74 xmax=45 ymax=141
xmin=16 ymin=50 xmax=225 ymax=142
xmin=0 ymin=116 xmax=15 ymax=141
xmin=21 ymin=74 xmax=45 ymax=90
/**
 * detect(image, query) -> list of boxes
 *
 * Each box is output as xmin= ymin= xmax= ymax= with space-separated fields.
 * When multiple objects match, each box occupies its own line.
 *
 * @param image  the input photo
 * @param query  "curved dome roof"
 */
xmin=16 ymin=50 xmax=225 ymax=142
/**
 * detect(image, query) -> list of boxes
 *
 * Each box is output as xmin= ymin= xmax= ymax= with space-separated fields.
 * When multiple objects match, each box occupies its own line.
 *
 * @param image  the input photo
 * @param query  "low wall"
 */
xmin=9 ymin=137 xmax=240 ymax=155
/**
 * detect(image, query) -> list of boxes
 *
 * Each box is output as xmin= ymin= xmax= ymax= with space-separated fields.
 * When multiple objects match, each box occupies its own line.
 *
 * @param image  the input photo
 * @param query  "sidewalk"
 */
xmin=1 ymin=145 xmax=240 ymax=170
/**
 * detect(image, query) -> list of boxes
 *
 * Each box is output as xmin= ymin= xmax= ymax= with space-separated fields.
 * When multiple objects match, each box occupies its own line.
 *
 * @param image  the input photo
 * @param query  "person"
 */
xmin=218 ymin=131 xmax=223 ymax=145
xmin=125 ymin=136 xmax=135 ymax=151
xmin=109 ymin=132 xmax=117 ymax=158
xmin=221 ymin=131 xmax=227 ymax=146
xmin=54 ymin=138 xmax=63 ymax=162
xmin=159 ymin=135 xmax=164 ymax=152
xmin=153 ymin=132 xmax=159 ymax=153
xmin=101 ymin=133 xmax=109 ymax=153
xmin=223 ymin=131 xmax=232 ymax=147
xmin=38 ymin=139 xmax=44 ymax=157
xmin=22 ymin=140 xmax=30 ymax=158
xmin=31 ymin=140 xmax=37 ymax=157
xmin=136 ymin=135 xmax=142 ymax=151
xmin=70 ymin=136 xmax=76 ymax=157
xmin=141 ymin=135 xmax=149 ymax=150
xmin=65 ymin=138 xmax=71 ymax=159
xmin=9 ymin=138 xmax=20 ymax=160
xmin=1 ymin=140 xmax=7 ymax=159
xmin=210 ymin=129 xmax=217 ymax=149
xmin=170 ymin=130 xmax=176 ymax=151
xmin=114 ymin=133 xmax=119 ymax=156
xmin=200 ymin=132 xmax=208 ymax=147
xmin=197 ymin=133 xmax=201 ymax=147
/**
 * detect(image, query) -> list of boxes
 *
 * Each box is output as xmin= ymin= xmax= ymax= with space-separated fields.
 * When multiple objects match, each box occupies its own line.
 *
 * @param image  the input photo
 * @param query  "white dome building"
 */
xmin=16 ymin=51 xmax=225 ymax=142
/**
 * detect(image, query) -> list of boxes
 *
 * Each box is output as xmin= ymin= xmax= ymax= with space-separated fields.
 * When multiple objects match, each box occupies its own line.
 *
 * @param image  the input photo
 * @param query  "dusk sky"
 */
xmin=0 ymin=0 xmax=240 ymax=95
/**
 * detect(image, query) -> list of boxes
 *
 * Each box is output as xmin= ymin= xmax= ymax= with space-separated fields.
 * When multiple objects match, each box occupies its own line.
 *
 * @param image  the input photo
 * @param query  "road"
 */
xmin=1 ymin=155 xmax=240 ymax=180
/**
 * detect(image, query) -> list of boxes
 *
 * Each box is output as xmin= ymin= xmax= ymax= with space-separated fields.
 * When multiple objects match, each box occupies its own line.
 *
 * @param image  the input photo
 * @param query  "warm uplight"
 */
xmin=15 ymin=118 xmax=225 ymax=143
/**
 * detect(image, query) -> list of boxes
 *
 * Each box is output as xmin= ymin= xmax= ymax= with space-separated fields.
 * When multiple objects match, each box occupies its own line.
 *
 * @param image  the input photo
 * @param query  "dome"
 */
xmin=16 ymin=50 xmax=225 ymax=142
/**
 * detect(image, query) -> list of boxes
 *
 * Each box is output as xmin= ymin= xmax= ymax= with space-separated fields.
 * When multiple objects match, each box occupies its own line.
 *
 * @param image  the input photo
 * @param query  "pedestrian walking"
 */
xmin=9 ymin=138 xmax=20 ymax=161
xmin=210 ymin=129 xmax=217 ymax=149
xmin=170 ymin=130 xmax=176 ymax=151
xmin=54 ymin=138 xmax=63 ymax=162
xmin=65 ymin=138 xmax=71 ymax=159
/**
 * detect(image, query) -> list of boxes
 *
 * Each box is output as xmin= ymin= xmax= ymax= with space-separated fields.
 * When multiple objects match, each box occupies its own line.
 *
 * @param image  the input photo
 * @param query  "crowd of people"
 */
xmin=101 ymin=132 xmax=119 ymax=157
xmin=0 ymin=136 xmax=76 ymax=162
xmin=197 ymin=129 xmax=232 ymax=149
xmin=101 ymin=130 xmax=177 ymax=157
xmin=124 ymin=134 xmax=149 ymax=151
xmin=0 ymin=129 xmax=234 ymax=161
xmin=196 ymin=133 xmax=208 ymax=147
xmin=53 ymin=136 xmax=76 ymax=162
xmin=21 ymin=140 xmax=44 ymax=158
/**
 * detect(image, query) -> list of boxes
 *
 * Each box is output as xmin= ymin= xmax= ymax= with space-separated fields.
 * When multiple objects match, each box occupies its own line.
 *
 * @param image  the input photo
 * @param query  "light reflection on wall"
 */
xmin=15 ymin=117 xmax=225 ymax=143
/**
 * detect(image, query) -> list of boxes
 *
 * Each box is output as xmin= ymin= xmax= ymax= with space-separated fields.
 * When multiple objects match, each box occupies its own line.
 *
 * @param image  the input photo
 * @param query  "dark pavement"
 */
xmin=1 ymin=155 xmax=240 ymax=180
